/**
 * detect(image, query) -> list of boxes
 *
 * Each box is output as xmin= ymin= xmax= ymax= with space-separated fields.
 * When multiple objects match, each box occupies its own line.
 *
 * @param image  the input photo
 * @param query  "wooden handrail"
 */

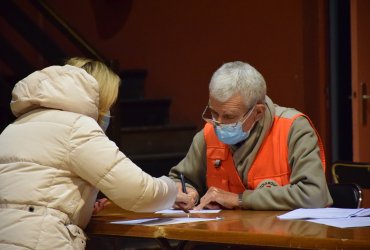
xmin=31 ymin=0 xmax=107 ymax=64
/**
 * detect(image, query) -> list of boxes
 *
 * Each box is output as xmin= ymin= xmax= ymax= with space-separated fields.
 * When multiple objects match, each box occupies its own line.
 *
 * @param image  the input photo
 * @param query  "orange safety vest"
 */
xmin=204 ymin=114 xmax=326 ymax=193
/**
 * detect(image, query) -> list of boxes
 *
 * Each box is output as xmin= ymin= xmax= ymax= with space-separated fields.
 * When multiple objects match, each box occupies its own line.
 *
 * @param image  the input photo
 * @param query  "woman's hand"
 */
xmin=93 ymin=198 xmax=111 ymax=215
xmin=173 ymin=182 xmax=199 ymax=210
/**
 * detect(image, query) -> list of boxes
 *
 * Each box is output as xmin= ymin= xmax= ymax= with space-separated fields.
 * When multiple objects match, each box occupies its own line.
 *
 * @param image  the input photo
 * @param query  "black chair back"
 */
xmin=328 ymin=183 xmax=362 ymax=208
xmin=332 ymin=161 xmax=370 ymax=189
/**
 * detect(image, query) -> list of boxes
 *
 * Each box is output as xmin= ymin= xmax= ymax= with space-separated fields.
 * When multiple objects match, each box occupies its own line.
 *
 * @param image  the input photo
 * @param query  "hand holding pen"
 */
xmin=180 ymin=172 xmax=188 ymax=194
xmin=174 ymin=172 xmax=199 ymax=213
xmin=179 ymin=173 xmax=190 ymax=214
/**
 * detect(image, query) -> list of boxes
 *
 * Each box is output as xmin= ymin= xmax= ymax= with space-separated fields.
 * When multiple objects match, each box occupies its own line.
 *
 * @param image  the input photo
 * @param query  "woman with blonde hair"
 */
xmin=0 ymin=58 xmax=177 ymax=249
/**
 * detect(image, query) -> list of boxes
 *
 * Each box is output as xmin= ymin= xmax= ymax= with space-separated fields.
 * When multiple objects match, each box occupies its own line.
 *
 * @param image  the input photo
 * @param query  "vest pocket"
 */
xmin=207 ymin=174 xmax=229 ymax=190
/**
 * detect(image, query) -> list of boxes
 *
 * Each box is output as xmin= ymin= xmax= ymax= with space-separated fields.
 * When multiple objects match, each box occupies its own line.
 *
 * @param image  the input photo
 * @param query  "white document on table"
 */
xmin=277 ymin=208 xmax=370 ymax=220
xmin=110 ymin=217 xmax=222 ymax=226
xmin=307 ymin=217 xmax=370 ymax=228
xmin=277 ymin=208 xmax=370 ymax=228
xmin=155 ymin=209 xmax=221 ymax=214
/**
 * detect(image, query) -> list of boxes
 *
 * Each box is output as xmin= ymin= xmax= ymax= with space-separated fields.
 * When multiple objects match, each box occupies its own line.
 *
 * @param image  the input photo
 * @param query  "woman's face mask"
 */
xmin=100 ymin=111 xmax=111 ymax=132
xmin=214 ymin=106 xmax=255 ymax=145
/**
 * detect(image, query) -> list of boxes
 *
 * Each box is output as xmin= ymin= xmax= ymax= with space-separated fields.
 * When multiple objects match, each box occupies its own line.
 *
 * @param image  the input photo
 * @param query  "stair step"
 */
xmin=119 ymin=98 xmax=171 ymax=127
xmin=0 ymin=33 xmax=35 ymax=77
xmin=128 ymin=152 xmax=186 ymax=160
xmin=119 ymin=69 xmax=147 ymax=99
xmin=0 ymin=0 xmax=66 ymax=65
xmin=119 ymin=124 xmax=196 ymax=155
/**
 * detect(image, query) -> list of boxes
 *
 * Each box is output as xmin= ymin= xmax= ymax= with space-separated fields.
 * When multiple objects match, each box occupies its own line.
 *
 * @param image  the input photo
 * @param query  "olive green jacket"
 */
xmin=169 ymin=96 xmax=333 ymax=210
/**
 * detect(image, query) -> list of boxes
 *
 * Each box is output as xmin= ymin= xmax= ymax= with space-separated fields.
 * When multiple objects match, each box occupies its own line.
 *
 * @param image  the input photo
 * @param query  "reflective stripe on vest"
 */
xmin=204 ymin=114 xmax=326 ymax=193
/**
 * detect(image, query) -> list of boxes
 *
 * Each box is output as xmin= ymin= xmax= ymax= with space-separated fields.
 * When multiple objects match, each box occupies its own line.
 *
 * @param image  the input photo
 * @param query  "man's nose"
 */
xmin=214 ymin=116 xmax=224 ymax=124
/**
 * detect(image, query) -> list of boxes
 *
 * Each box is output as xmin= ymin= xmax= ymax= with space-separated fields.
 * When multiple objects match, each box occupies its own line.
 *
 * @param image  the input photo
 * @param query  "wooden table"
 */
xmin=86 ymin=204 xmax=370 ymax=250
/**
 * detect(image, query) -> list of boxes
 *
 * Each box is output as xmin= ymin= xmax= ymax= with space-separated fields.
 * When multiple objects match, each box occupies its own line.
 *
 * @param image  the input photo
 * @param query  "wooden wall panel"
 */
xmin=43 ymin=0 xmax=329 ymax=153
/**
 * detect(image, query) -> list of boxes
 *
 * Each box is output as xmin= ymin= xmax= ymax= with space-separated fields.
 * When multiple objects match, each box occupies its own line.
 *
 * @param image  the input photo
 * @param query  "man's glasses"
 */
xmin=202 ymin=105 xmax=255 ymax=128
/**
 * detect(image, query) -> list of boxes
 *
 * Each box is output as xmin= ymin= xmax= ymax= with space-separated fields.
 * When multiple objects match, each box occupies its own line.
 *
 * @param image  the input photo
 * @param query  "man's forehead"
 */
xmin=209 ymin=99 xmax=247 ymax=115
xmin=209 ymin=95 xmax=247 ymax=109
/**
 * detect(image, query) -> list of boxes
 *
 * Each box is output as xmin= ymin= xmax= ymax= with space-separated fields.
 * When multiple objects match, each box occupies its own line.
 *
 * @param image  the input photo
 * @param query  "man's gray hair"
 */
xmin=209 ymin=61 xmax=266 ymax=108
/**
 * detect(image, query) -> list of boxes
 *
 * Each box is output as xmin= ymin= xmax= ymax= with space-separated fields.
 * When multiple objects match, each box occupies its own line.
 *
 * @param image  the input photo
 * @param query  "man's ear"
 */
xmin=255 ymin=103 xmax=266 ymax=121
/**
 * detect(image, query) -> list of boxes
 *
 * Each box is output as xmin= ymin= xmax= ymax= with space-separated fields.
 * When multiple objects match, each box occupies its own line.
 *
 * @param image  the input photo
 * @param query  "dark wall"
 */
xmin=329 ymin=0 xmax=353 ymax=162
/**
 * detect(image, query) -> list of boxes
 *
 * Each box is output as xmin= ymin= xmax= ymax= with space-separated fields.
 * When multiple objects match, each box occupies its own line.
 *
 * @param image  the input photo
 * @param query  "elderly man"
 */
xmin=170 ymin=61 xmax=332 ymax=210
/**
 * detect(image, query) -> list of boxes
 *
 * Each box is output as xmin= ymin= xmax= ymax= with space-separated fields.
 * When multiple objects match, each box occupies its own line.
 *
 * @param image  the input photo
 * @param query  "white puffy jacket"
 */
xmin=0 ymin=65 xmax=177 ymax=249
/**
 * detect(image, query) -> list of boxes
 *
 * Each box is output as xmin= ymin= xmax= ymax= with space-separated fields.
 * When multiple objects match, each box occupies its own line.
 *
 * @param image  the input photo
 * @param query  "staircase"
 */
xmin=0 ymin=0 xmax=196 ymax=177
xmin=112 ymin=70 xmax=196 ymax=177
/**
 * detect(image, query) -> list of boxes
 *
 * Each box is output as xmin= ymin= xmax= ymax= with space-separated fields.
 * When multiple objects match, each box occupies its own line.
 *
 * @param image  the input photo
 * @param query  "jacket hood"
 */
xmin=10 ymin=65 xmax=99 ymax=120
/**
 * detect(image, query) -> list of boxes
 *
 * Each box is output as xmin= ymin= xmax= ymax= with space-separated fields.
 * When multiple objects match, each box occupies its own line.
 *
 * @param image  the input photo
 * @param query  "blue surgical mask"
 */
xmin=215 ymin=122 xmax=254 ymax=145
xmin=214 ymin=106 xmax=255 ymax=145
xmin=100 ymin=111 xmax=111 ymax=132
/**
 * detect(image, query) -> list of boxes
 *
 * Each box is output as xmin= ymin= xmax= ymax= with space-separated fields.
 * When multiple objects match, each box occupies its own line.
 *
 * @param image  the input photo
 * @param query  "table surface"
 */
xmin=86 ymin=204 xmax=370 ymax=250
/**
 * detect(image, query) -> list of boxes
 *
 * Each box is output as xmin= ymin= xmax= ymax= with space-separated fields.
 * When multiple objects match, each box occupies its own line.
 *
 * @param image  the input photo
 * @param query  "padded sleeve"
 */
xmin=67 ymin=116 xmax=177 ymax=212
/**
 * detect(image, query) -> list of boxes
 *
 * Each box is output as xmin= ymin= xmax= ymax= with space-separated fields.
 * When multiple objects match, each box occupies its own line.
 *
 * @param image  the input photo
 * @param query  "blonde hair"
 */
xmin=65 ymin=57 xmax=121 ymax=123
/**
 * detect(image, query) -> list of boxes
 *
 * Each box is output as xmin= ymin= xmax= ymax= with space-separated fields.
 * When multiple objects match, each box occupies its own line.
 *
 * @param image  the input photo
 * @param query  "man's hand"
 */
xmin=173 ymin=182 xmax=199 ymax=210
xmin=194 ymin=186 xmax=240 ymax=210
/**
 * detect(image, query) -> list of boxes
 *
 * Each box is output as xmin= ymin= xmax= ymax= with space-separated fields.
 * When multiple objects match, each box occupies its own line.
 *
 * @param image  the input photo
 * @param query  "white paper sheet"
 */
xmin=307 ymin=217 xmax=370 ymax=228
xmin=277 ymin=208 xmax=367 ymax=220
xmin=277 ymin=208 xmax=370 ymax=228
xmin=110 ymin=217 xmax=222 ymax=226
xmin=155 ymin=209 xmax=221 ymax=214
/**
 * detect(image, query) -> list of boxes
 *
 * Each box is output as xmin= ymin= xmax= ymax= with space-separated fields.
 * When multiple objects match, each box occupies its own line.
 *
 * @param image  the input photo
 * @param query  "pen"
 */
xmin=179 ymin=173 xmax=190 ymax=216
xmin=180 ymin=172 xmax=187 ymax=194
xmin=179 ymin=205 xmax=190 ymax=214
